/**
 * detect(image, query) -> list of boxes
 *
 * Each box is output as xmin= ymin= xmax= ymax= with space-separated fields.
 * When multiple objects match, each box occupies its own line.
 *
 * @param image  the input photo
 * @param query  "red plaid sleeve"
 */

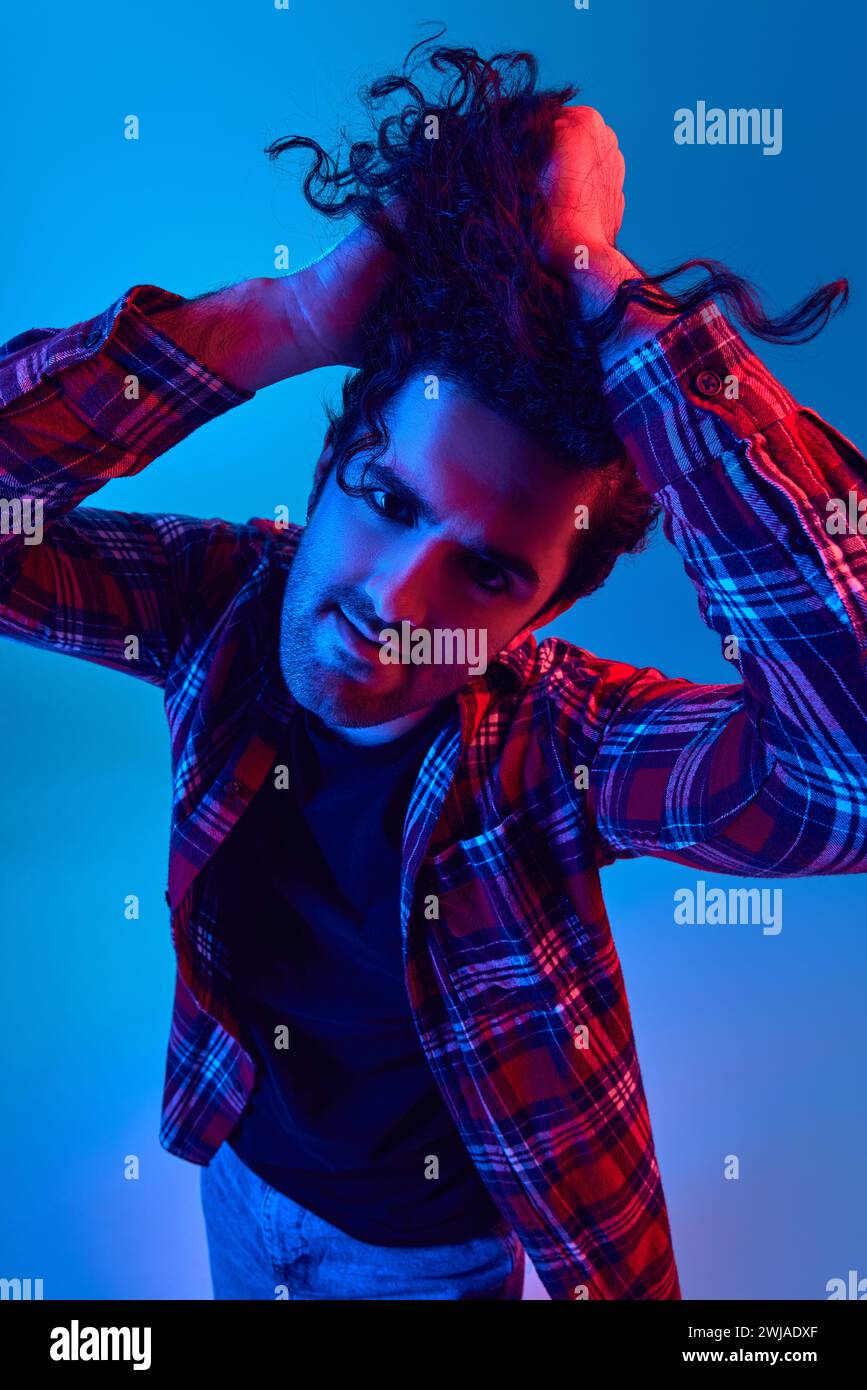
xmin=0 ymin=285 xmax=259 ymax=686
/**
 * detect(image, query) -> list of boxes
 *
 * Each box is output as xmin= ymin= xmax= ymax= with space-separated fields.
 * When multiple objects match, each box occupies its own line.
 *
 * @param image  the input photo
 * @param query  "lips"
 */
xmin=331 ymin=604 xmax=383 ymax=662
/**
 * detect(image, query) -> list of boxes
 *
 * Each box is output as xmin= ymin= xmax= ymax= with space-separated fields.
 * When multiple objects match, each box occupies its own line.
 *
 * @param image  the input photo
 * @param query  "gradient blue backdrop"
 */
xmin=1 ymin=0 xmax=864 ymax=1300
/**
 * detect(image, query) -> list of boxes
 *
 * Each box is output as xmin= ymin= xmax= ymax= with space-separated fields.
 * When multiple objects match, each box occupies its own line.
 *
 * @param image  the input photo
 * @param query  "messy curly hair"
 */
xmin=265 ymin=30 xmax=847 ymax=614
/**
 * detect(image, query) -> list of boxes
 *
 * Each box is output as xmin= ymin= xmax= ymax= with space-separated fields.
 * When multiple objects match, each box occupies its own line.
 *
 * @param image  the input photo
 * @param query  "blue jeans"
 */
xmin=200 ymin=1138 xmax=525 ymax=1300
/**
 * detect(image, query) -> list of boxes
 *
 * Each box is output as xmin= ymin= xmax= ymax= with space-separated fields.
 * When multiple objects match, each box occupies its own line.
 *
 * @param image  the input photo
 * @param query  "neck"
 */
xmin=321 ymin=700 xmax=445 ymax=746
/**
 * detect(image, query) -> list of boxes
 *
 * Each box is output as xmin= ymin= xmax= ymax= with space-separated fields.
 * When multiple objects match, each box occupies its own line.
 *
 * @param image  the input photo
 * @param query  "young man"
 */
xmin=1 ymin=65 xmax=865 ymax=1299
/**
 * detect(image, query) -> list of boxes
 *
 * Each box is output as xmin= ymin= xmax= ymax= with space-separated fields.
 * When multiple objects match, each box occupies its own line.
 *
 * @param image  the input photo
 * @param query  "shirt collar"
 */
xmin=484 ymin=627 xmax=538 ymax=690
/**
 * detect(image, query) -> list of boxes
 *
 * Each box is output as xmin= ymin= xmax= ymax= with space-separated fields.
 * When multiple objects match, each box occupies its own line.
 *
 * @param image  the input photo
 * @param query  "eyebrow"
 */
xmin=360 ymin=461 xmax=542 ymax=588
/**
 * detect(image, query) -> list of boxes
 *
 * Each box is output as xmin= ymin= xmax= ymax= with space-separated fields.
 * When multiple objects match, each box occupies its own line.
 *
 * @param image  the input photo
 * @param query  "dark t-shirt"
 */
xmin=212 ymin=699 xmax=504 ymax=1246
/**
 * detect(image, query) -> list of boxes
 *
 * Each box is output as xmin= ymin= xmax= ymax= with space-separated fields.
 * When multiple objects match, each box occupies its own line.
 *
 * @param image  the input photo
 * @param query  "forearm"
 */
xmin=595 ymin=294 xmax=867 ymax=857
xmin=0 ymin=214 xmax=396 ymax=557
xmin=147 ymin=269 xmax=335 ymax=394
xmin=0 ymin=283 xmax=253 ymax=588
xmin=150 ymin=219 xmax=400 ymax=393
xmin=582 ymin=296 xmax=867 ymax=875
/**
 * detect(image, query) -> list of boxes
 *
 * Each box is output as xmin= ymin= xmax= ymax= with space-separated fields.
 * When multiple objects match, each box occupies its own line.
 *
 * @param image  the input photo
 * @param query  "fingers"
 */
xmin=557 ymin=104 xmax=617 ymax=137
xmin=555 ymin=105 xmax=623 ymax=166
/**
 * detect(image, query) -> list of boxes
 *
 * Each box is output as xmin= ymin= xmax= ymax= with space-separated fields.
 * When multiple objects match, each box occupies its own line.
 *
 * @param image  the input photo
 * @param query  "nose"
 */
xmin=360 ymin=534 xmax=441 ymax=633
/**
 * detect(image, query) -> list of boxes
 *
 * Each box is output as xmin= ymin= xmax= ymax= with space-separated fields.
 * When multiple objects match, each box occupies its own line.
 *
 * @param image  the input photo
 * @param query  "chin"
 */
xmin=284 ymin=658 xmax=452 ymax=730
xmin=281 ymin=662 xmax=394 ymax=727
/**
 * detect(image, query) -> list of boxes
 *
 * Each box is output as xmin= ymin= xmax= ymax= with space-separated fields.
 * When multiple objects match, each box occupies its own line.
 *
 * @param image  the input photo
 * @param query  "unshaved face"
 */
xmin=279 ymin=373 xmax=584 ymax=742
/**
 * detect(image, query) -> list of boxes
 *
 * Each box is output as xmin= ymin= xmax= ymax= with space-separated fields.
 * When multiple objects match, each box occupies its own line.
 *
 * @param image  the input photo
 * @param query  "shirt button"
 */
xmin=692 ymin=369 xmax=723 ymax=396
xmin=226 ymin=778 xmax=243 ymax=796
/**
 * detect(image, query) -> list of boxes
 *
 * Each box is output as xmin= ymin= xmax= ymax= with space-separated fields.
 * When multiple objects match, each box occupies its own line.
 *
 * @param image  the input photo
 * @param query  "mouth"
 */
xmin=329 ymin=603 xmax=384 ymax=664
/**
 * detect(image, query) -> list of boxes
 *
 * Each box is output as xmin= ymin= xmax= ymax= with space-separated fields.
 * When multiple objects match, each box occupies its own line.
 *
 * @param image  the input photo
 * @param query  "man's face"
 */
xmin=279 ymin=374 xmax=584 ymax=737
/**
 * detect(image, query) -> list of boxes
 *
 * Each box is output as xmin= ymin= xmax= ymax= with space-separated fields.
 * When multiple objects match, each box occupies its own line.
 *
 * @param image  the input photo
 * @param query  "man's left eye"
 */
xmin=366 ymin=489 xmax=411 ymax=523
xmin=464 ymin=559 xmax=510 ymax=595
xmin=365 ymin=489 xmax=508 ymax=594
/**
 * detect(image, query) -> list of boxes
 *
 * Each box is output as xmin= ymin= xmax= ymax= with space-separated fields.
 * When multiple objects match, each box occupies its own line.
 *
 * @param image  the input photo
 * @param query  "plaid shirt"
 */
xmin=1 ymin=284 xmax=866 ymax=1301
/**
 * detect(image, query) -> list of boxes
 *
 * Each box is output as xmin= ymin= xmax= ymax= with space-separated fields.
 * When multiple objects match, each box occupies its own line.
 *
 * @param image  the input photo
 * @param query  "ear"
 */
xmin=306 ymin=424 xmax=337 ymax=520
xmin=312 ymin=423 xmax=336 ymax=491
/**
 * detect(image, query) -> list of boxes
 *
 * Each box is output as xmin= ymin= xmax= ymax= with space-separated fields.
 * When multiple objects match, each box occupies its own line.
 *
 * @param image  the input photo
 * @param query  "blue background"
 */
xmin=1 ymin=0 xmax=864 ymax=1300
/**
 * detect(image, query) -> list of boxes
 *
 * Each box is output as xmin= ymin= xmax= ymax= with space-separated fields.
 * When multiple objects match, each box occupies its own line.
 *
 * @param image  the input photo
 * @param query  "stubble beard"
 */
xmin=278 ymin=558 xmax=447 ymax=730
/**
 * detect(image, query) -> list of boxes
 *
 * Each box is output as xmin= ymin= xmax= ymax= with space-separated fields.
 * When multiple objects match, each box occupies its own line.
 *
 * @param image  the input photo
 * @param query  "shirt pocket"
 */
xmin=419 ymin=805 xmax=601 ymax=1020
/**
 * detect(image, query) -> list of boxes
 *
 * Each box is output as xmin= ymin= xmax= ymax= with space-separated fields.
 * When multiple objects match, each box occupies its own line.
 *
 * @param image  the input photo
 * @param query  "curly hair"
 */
xmin=265 ymin=30 xmax=847 ymax=612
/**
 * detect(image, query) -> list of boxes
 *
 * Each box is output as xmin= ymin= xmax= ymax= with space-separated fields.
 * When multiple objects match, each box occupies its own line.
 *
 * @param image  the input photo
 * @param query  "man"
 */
xmin=1 ymin=47 xmax=865 ymax=1301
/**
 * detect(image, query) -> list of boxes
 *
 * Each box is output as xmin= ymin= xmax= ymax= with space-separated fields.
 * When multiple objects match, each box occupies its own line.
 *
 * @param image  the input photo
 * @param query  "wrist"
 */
xmin=296 ymin=223 xmax=400 ymax=370
xmin=573 ymin=245 xmax=636 ymax=311
xmin=570 ymin=245 xmax=681 ymax=372
xmin=272 ymin=268 xmax=346 ymax=375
